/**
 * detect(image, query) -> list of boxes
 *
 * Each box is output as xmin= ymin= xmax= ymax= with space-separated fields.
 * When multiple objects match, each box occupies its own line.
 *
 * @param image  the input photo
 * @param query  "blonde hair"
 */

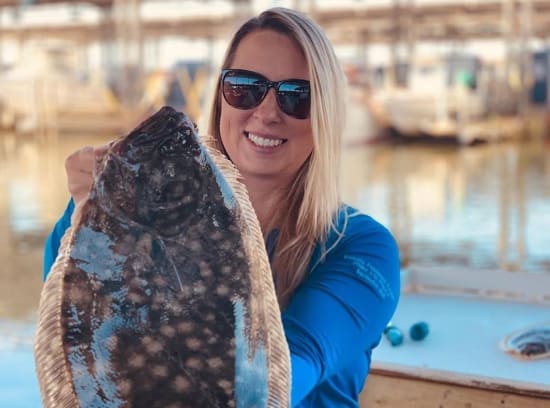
xmin=206 ymin=7 xmax=347 ymax=308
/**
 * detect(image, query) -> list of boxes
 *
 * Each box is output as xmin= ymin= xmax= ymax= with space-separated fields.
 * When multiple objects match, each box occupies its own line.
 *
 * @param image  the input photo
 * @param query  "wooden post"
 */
xmin=113 ymin=0 xmax=143 ymax=110
xmin=501 ymin=0 xmax=514 ymax=94
xmin=390 ymin=0 xmax=398 ymax=87
xmin=390 ymin=0 xmax=414 ymax=88
xmin=0 ymin=8 xmax=3 ymax=70
xmin=357 ymin=30 xmax=369 ymax=87
xmin=547 ymin=41 xmax=550 ymax=137
xmin=518 ymin=0 xmax=533 ymax=133
xmin=515 ymin=143 xmax=526 ymax=268
xmin=405 ymin=0 xmax=415 ymax=69
xmin=498 ymin=147 xmax=511 ymax=270
xmin=98 ymin=5 xmax=116 ymax=98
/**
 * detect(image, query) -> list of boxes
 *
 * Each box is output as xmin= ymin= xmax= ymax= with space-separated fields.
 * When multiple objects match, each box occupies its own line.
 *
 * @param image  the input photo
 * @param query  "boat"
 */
xmin=369 ymin=54 xmax=527 ymax=145
xmin=360 ymin=266 xmax=550 ymax=407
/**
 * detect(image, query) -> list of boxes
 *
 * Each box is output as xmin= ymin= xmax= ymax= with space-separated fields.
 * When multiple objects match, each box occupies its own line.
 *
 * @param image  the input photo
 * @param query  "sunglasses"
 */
xmin=221 ymin=69 xmax=310 ymax=119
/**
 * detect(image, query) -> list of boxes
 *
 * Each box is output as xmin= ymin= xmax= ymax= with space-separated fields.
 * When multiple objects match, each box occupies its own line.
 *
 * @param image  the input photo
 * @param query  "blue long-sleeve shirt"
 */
xmin=43 ymin=201 xmax=400 ymax=407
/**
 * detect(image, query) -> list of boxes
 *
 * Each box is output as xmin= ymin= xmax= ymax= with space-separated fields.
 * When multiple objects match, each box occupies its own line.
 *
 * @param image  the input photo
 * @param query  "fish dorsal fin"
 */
xmin=34 ymin=227 xmax=79 ymax=407
xmin=201 ymin=134 xmax=291 ymax=407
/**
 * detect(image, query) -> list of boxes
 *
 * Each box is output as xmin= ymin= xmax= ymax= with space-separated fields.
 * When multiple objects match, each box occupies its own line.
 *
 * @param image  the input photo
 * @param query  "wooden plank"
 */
xmin=360 ymin=373 xmax=550 ymax=408
xmin=371 ymin=363 xmax=550 ymax=400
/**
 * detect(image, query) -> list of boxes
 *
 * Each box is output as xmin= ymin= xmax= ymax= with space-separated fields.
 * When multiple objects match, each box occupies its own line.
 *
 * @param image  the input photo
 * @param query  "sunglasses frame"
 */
xmin=220 ymin=68 xmax=311 ymax=119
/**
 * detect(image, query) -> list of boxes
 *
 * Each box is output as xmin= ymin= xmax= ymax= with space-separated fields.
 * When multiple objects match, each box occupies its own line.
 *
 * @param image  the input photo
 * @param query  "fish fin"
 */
xmin=34 ymin=228 xmax=80 ymax=408
xmin=201 ymin=134 xmax=291 ymax=407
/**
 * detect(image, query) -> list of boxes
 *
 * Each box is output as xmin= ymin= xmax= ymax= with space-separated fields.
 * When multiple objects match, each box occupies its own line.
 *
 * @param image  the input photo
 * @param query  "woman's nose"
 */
xmin=253 ymin=88 xmax=282 ymax=123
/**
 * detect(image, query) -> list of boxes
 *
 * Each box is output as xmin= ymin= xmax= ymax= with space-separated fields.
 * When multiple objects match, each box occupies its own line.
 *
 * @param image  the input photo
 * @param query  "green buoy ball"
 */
xmin=383 ymin=325 xmax=404 ymax=346
xmin=409 ymin=321 xmax=429 ymax=341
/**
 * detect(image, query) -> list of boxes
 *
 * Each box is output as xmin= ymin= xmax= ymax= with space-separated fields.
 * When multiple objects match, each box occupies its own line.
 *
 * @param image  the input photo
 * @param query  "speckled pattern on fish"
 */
xmin=34 ymin=106 xmax=290 ymax=407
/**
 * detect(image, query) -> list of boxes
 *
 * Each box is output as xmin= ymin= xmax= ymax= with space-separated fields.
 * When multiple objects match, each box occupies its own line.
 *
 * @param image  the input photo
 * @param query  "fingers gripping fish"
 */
xmin=34 ymin=106 xmax=291 ymax=408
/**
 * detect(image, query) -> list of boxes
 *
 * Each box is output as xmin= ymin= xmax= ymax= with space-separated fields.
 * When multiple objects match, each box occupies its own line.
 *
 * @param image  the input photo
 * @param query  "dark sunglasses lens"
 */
xmin=277 ymin=81 xmax=310 ymax=119
xmin=222 ymin=73 xmax=266 ymax=109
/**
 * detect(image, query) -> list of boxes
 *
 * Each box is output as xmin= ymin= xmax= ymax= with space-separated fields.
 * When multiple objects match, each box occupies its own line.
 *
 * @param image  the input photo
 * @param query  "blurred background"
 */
xmin=0 ymin=0 xmax=549 ymax=406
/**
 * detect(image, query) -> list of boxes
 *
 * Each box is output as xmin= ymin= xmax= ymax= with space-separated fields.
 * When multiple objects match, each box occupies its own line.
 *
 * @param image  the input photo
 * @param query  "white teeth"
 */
xmin=247 ymin=133 xmax=284 ymax=147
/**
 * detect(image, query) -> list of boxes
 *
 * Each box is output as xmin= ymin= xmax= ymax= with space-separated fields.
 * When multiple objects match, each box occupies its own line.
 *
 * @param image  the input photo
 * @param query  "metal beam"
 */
xmin=0 ymin=1 xmax=549 ymax=44
xmin=0 ymin=0 xmax=113 ymax=6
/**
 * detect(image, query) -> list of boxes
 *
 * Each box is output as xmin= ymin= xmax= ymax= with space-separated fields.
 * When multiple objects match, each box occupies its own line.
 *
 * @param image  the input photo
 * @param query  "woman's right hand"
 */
xmin=64 ymin=144 xmax=111 ymax=208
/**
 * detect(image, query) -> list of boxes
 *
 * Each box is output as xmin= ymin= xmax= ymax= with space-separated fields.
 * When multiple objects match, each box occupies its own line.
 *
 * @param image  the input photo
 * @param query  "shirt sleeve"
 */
xmin=43 ymin=199 xmax=74 ymax=280
xmin=282 ymin=218 xmax=400 ymax=406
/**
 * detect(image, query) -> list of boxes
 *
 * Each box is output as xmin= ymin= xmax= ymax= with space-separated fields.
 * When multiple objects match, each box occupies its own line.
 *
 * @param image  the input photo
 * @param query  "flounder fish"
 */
xmin=34 ymin=106 xmax=290 ymax=407
xmin=499 ymin=322 xmax=550 ymax=361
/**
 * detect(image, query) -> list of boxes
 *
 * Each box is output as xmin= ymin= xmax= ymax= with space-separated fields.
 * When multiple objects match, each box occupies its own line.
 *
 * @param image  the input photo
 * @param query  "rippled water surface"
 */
xmin=2 ymin=131 xmax=550 ymax=320
xmin=341 ymin=138 xmax=550 ymax=274
xmin=1 ymin=128 xmax=549 ymax=405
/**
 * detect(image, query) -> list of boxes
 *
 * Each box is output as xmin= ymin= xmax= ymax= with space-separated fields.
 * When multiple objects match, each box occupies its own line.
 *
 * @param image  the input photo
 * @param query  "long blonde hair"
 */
xmin=206 ymin=7 xmax=347 ymax=308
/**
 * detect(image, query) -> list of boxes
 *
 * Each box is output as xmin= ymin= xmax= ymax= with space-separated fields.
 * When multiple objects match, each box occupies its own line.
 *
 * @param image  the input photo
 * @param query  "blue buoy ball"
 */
xmin=383 ymin=325 xmax=404 ymax=346
xmin=409 ymin=321 xmax=429 ymax=341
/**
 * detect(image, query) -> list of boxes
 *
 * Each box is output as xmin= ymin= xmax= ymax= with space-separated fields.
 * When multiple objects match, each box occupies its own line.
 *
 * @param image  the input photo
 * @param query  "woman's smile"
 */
xmin=220 ymin=29 xmax=313 ymax=184
xmin=245 ymin=131 xmax=287 ymax=149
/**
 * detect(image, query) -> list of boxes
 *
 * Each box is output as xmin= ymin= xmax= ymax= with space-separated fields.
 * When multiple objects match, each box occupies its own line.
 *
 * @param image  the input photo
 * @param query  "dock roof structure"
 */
xmin=0 ymin=1 xmax=548 ymax=44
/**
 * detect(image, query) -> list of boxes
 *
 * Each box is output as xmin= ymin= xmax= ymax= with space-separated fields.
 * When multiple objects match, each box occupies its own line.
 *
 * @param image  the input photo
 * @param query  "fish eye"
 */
xmin=159 ymin=131 xmax=188 ymax=157
xmin=166 ymin=115 xmax=179 ymax=127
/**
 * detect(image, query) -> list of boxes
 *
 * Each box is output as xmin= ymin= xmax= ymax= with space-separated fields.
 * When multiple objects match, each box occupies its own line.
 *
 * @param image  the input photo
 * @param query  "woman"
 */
xmin=44 ymin=7 xmax=400 ymax=407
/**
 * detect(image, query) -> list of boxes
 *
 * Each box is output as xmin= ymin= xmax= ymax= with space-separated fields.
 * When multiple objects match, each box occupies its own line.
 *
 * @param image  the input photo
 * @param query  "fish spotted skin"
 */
xmin=34 ymin=107 xmax=290 ymax=408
